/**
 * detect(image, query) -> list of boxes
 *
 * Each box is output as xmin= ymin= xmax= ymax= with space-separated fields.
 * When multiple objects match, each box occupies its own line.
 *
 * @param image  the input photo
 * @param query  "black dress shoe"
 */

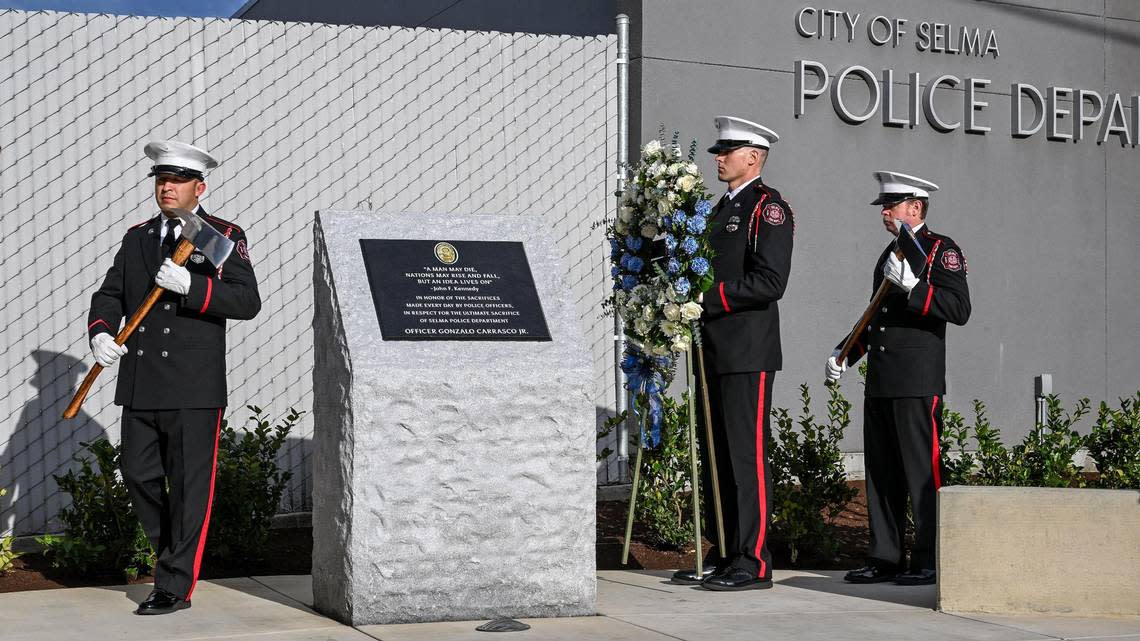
xmin=844 ymin=565 xmax=900 ymax=584
xmin=670 ymin=566 xmax=717 ymax=585
xmin=700 ymin=567 xmax=773 ymax=591
xmin=893 ymin=569 xmax=936 ymax=586
xmin=135 ymin=588 xmax=192 ymax=615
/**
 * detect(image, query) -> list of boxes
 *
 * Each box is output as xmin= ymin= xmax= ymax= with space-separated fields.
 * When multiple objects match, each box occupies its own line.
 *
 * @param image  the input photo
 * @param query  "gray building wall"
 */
xmin=620 ymin=0 xmax=1140 ymax=448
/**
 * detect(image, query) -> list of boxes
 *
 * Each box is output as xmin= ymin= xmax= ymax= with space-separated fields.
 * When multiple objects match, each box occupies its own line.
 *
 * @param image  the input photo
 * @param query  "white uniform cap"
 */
xmin=871 ymin=170 xmax=939 ymax=205
xmin=707 ymin=116 xmax=779 ymax=153
xmin=144 ymin=140 xmax=219 ymax=180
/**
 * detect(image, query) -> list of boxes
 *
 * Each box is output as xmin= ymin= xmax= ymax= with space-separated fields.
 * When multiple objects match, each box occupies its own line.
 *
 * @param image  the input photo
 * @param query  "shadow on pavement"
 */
xmin=777 ymin=570 xmax=937 ymax=610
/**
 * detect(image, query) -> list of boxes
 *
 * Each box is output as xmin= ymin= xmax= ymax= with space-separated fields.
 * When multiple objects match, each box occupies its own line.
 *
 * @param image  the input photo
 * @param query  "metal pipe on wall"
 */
xmin=614 ymin=13 xmax=631 ymax=480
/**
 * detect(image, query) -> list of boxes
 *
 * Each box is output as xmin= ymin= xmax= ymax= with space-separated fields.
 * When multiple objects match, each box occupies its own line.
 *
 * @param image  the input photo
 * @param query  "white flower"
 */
xmin=680 ymin=301 xmax=702 ymax=320
xmin=619 ymin=206 xmax=635 ymax=222
xmin=640 ymin=223 xmax=659 ymax=238
xmin=657 ymin=199 xmax=672 ymax=214
xmin=651 ymin=344 xmax=671 ymax=356
xmin=662 ymin=303 xmax=681 ymax=321
xmin=677 ymin=174 xmax=696 ymax=192
xmin=649 ymin=162 xmax=665 ymax=177
xmin=667 ymin=163 xmax=682 ymax=176
xmin=615 ymin=218 xmax=629 ymax=235
xmin=643 ymin=139 xmax=662 ymax=156
xmin=685 ymin=162 xmax=698 ymax=175
xmin=642 ymin=304 xmax=655 ymax=321
xmin=659 ymin=320 xmax=681 ymax=336
xmin=664 ymin=286 xmax=677 ymax=302
xmin=671 ymin=333 xmax=691 ymax=353
xmin=634 ymin=318 xmax=651 ymax=336
xmin=631 ymin=284 xmax=649 ymax=301
xmin=655 ymin=291 xmax=667 ymax=305
xmin=614 ymin=290 xmax=628 ymax=307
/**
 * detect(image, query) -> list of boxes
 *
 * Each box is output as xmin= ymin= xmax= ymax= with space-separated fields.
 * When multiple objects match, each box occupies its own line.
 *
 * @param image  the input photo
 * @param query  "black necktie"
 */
xmin=162 ymin=219 xmax=179 ymax=258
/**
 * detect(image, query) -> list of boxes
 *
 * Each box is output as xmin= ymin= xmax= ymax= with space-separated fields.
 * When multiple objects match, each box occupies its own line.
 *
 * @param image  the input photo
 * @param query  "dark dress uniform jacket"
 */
xmin=87 ymin=208 xmax=261 ymax=409
xmin=700 ymin=178 xmax=794 ymax=374
xmin=843 ymin=225 xmax=971 ymax=397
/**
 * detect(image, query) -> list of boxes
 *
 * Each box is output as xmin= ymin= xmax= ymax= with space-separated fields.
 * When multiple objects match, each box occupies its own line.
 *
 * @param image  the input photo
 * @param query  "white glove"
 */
xmin=883 ymin=253 xmax=919 ymax=293
xmin=155 ymin=258 xmax=191 ymax=295
xmin=91 ymin=333 xmax=127 ymax=368
xmin=825 ymin=350 xmax=846 ymax=382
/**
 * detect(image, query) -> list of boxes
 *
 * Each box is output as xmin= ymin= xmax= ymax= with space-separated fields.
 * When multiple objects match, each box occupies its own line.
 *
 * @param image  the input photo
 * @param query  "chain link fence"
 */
xmin=0 ymin=9 xmax=618 ymax=536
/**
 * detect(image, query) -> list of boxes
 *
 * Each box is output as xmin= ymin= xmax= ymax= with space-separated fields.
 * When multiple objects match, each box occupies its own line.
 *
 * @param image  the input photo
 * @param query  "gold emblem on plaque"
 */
xmin=434 ymin=241 xmax=458 ymax=265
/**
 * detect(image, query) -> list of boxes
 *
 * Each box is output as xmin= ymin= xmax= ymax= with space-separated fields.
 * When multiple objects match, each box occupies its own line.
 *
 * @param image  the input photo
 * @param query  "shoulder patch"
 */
xmin=236 ymin=238 xmax=250 ymax=261
xmin=762 ymin=203 xmax=786 ymax=225
xmin=941 ymin=248 xmax=963 ymax=272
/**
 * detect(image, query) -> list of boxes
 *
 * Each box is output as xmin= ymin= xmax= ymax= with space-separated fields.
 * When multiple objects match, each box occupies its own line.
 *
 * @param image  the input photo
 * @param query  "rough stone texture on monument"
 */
xmin=938 ymin=486 xmax=1140 ymax=616
xmin=312 ymin=210 xmax=596 ymax=625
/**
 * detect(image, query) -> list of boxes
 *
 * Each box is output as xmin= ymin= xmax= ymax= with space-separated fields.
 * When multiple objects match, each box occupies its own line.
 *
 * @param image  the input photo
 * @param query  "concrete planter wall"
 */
xmin=938 ymin=486 xmax=1140 ymax=616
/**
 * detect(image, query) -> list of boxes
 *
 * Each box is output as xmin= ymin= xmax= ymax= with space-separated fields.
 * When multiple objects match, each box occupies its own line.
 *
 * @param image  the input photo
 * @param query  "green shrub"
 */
xmin=0 ymin=472 xmax=18 ymax=574
xmin=207 ymin=405 xmax=300 ymax=561
xmin=40 ymin=440 xmax=153 ymax=580
xmin=1006 ymin=395 xmax=1089 ymax=488
xmin=769 ymin=383 xmax=858 ymax=563
xmin=1086 ymin=393 xmax=1140 ymax=489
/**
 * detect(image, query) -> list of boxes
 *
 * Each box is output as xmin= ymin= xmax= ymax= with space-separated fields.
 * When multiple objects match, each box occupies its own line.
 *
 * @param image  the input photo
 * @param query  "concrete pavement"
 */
xmin=1 ymin=570 xmax=1137 ymax=641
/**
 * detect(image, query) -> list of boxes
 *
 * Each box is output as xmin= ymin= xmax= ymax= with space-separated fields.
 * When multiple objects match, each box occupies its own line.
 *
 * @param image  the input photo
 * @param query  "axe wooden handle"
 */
xmin=836 ymin=248 xmax=904 ymax=363
xmin=63 ymin=239 xmax=195 ymax=419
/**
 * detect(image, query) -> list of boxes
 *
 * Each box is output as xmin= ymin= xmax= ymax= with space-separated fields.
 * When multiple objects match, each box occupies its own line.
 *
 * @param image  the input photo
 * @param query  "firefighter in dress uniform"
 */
xmin=825 ymin=171 xmax=971 ymax=586
xmin=87 ymin=141 xmax=261 ymax=614
xmin=671 ymin=116 xmax=794 ymax=591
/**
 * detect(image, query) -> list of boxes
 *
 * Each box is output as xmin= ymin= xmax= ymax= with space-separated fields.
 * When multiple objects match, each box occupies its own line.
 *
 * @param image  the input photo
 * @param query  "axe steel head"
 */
xmin=896 ymin=222 xmax=928 ymax=275
xmin=169 ymin=208 xmax=234 ymax=268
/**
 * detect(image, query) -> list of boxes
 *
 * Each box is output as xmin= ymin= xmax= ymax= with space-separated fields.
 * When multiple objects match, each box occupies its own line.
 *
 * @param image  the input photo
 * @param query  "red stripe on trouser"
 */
xmin=930 ymin=396 xmax=942 ymax=489
xmin=185 ymin=408 xmax=222 ymax=600
xmin=753 ymin=372 xmax=768 ymax=577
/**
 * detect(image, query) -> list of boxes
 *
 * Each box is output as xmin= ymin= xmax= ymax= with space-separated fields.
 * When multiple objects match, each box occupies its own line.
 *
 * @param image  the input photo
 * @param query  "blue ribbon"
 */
xmin=620 ymin=346 xmax=672 ymax=447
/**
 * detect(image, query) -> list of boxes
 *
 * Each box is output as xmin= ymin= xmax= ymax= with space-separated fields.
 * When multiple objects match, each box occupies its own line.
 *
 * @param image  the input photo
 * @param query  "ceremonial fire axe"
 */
xmin=836 ymin=222 xmax=928 ymax=362
xmin=62 ymin=208 xmax=234 ymax=419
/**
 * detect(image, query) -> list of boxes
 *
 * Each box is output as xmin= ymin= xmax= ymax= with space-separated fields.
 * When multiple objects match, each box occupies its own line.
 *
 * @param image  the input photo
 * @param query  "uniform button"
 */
xmin=879 ymin=346 xmax=886 ymax=352
xmin=881 ymin=307 xmax=888 ymax=313
xmin=163 ymin=328 xmax=170 ymax=334
xmin=163 ymin=303 xmax=172 ymax=311
xmin=138 ymin=326 xmax=145 ymax=333
xmin=879 ymin=326 xmax=886 ymax=332
xmin=137 ymin=349 xmax=144 ymax=356
xmin=161 ymin=351 xmax=169 ymax=358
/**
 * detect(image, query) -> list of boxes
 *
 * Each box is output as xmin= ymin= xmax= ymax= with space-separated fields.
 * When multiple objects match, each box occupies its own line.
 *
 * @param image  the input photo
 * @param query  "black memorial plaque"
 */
xmin=360 ymin=239 xmax=552 ymax=341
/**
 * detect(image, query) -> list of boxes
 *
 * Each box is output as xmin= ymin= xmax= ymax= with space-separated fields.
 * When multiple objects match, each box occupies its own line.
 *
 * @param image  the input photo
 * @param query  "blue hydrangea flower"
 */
xmin=664 ymin=234 xmax=678 ymax=252
xmin=673 ymin=210 xmax=688 ymax=226
xmin=621 ymin=275 xmax=638 ymax=291
xmin=680 ymin=236 xmax=699 ymax=255
xmin=611 ymin=265 xmax=621 ymax=278
xmin=674 ymin=278 xmax=691 ymax=297
xmin=609 ymin=238 xmax=621 ymax=259
xmin=690 ymin=257 xmax=710 ymax=276
xmin=661 ymin=215 xmax=672 ymax=228
xmin=619 ymin=253 xmax=632 ymax=270
xmin=686 ymin=216 xmax=706 ymax=234
xmin=667 ymin=258 xmax=681 ymax=275
xmin=625 ymin=235 xmax=643 ymax=252
xmin=694 ymin=200 xmax=712 ymax=217
xmin=627 ymin=256 xmax=644 ymax=273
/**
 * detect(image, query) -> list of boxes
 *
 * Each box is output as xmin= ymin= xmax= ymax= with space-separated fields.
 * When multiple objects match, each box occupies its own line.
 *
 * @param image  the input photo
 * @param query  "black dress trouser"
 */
xmin=696 ymin=370 xmax=775 ymax=579
xmin=120 ymin=407 xmax=223 ymax=600
xmin=863 ymin=396 xmax=946 ymax=571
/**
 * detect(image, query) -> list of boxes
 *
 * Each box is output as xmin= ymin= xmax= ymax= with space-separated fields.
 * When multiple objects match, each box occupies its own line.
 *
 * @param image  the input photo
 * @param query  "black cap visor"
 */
xmin=871 ymin=192 xmax=920 ymax=206
xmin=707 ymin=139 xmax=768 ymax=154
xmin=149 ymin=164 xmax=204 ymax=180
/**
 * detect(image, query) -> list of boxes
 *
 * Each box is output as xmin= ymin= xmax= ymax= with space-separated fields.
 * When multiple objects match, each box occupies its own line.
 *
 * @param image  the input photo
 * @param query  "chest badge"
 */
xmin=725 ymin=223 xmax=739 ymax=232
